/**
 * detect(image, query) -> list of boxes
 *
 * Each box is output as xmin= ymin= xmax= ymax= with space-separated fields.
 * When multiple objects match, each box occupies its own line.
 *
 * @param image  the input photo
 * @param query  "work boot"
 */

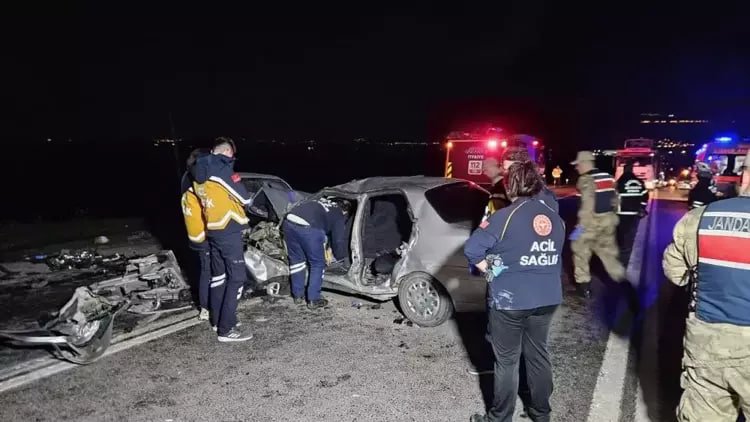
xmin=307 ymin=298 xmax=329 ymax=309
xmin=217 ymin=326 xmax=253 ymax=343
xmin=198 ymin=308 xmax=209 ymax=321
xmin=293 ymin=297 xmax=305 ymax=306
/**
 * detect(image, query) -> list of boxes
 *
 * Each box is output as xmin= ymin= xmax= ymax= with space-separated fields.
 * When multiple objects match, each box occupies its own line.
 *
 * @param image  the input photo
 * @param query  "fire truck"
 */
xmin=443 ymin=128 xmax=545 ymax=185
xmin=694 ymin=136 xmax=749 ymax=196
xmin=614 ymin=138 xmax=659 ymax=189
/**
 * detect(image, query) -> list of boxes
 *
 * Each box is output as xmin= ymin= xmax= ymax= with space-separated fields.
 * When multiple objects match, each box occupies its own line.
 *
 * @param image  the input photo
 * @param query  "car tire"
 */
xmin=397 ymin=272 xmax=453 ymax=327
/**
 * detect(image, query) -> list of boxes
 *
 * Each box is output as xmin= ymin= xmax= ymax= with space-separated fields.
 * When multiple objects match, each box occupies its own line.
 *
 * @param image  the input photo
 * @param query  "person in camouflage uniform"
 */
xmin=570 ymin=151 xmax=625 ymax=298
xmin=662 ymin=150 xmax=750 ymax=421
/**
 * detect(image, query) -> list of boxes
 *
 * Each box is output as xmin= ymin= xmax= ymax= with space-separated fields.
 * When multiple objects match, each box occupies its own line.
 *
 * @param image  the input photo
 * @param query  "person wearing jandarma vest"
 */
xmin=465 ymin=160 xmax=565 ymax=422
xmin=662 ymin=149 xmax=750 ymax=421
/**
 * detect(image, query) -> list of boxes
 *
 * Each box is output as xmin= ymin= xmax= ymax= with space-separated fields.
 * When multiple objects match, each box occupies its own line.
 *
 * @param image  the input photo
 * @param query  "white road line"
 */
xmin=0 ymin=317 xmax=203 ymax=394
xmin=586 ymin=199 xmax=654 ymax=422
xmin=0 ymin=297 xmax=263 ymax=394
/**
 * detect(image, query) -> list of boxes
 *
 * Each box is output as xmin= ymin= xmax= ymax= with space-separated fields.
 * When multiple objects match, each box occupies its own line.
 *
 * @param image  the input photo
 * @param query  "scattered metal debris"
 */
xmin=370 ymin=304 xmax=382 ymax=310
xmin=393 ymin=317 xmax=414 ymax=327
xmin=0 ymin=251 xmax=191 ymax=364
xmin=37 ymin=249 xmax=125 ymax=272
xmin=351 ymin=301 xmax=363 ymax=309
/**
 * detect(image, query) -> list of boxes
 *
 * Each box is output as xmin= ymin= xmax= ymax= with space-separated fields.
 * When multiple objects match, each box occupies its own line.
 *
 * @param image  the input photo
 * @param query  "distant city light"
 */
xmin=500 ymin=140 xmax=508 ymax=148
xmin=681 ymin=150 xmax=686 ymax=154
xmin=446 ymin=141 xmax=453 ymax=149
xmin=532 ymin=140 xmax=539 ymax=146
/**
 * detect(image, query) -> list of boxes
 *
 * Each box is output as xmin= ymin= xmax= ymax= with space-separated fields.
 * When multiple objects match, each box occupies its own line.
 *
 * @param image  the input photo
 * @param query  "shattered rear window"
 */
xmin=425 ymin=182 xmax=488 ymax=227
xmin=242 ymin=178 xmax=291 ymax=194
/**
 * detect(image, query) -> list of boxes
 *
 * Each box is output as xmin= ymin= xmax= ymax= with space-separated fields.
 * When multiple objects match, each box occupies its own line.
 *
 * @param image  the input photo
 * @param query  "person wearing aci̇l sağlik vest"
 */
xmin=465 ymin=160 xmax=565 ymax=422
xmin=662 ymin=149 xmax=750 ymax=421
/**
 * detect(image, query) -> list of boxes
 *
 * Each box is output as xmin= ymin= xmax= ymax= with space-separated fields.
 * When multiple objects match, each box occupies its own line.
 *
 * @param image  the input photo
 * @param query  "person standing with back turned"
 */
xmin=465 ymin=160 xmax=565 ymax=422
xmin=191 ymin=137 xmax=255 ymax=342
xmin=662 ymin=150 xmax=750 ymax=421
xmin=615 ymin=160 xmax=648 ymax=266
xmin=570 ymin=150 xmax=625 ymax=298
xmin=180 ymin=148 xmax=224 ymax=321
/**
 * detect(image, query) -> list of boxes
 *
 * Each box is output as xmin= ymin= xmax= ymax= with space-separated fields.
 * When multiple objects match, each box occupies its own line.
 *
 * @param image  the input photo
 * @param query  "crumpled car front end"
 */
xmin=244 ymin=222 xmax=290 ymax=297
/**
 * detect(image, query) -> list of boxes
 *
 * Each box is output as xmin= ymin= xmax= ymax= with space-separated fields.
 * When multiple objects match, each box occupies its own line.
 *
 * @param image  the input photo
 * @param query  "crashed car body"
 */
xmin=245 ymin=176 xmax=490 ymax=327
xmin=239 ymin=172 xmax=308 ymax=224
xmin=0 ymin=251 xmax=192 ymax=364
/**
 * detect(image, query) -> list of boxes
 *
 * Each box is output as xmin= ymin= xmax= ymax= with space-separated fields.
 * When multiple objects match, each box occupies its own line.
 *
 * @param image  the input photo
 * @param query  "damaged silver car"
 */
xmin=0 ymin=251 xmax=191 ymax=364
xmin=245 ymin=176 xmax=490 ymax=327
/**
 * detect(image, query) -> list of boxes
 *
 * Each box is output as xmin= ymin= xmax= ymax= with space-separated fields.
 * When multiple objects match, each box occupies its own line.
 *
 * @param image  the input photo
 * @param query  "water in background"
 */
xmin=0 ymin=141 xmax=445 ymax=222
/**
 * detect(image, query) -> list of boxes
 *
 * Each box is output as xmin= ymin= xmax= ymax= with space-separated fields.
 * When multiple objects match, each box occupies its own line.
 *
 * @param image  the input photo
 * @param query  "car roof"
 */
xmin=326 ymin=176 xmax=468 ymax=195
xmin=237 ymin=172 xmax=290 ymax=183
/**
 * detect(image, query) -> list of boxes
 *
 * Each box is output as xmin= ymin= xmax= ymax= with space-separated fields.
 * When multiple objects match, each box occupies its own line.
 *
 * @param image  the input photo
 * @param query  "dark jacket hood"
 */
xmin=190 ymin=153 xmax=233 ymax=184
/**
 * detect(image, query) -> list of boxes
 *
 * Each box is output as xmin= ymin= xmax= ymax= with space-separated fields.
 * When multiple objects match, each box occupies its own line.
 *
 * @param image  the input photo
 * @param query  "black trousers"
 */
xmin=616 ymin=214 xmax=640 ymax=266
xmin=486 ymin=305 xmax=557 ymax=422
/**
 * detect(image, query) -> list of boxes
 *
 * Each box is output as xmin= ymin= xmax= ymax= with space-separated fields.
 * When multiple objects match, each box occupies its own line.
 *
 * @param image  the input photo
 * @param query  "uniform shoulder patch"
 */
xmin=231 ymin=173 xmax=241 ymax=183
xmin=532 ymin=214 xmax=552 ymax=236
xmin=479 ymin=220 xmax=490 ymax=229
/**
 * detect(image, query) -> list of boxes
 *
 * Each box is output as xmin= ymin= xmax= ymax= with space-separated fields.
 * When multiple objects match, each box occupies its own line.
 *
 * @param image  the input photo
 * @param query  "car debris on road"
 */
xmin=39 ymin=249 xmax=125 ymax=272
xmin=0 ymin=251 xmax=191 ymax=364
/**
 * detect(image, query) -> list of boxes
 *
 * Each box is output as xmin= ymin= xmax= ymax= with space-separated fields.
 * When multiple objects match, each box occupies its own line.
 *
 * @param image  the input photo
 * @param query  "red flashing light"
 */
xmin=487 ymin=139 xmax=498 ymax=149
xmin=500 ymin=140 xmax=508 ymax=148
xmin=532 ymin=140 xmax=539 ymax=147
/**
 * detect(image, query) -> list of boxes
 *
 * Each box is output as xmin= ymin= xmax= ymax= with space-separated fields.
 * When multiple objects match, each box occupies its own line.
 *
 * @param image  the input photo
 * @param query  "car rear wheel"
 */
xmin=397 ymin=273 xmax=453 ymax=327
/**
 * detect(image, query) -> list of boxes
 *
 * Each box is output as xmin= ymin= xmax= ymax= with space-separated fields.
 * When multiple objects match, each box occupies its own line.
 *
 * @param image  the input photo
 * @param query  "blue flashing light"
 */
xmin=703 ymin=144 xmax=708 ymax=148
xmin=715 ymin=136 xmax=733 ymax=142
xmin=708 ymin=155 xmax=714 ymax=161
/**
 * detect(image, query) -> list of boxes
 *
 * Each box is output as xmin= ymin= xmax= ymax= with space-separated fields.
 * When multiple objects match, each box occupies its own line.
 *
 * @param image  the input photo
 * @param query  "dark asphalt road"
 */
xmin=0 ymin=191 xmax=704 ymax=422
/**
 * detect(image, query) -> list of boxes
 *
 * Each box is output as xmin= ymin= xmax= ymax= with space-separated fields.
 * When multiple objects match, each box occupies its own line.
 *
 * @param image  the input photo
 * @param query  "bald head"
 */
xmin=482 ymin=157 xmax=503 ymax=183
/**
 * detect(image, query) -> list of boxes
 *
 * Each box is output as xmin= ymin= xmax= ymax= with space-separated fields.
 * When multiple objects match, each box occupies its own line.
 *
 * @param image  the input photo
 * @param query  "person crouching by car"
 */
xmin=465 ymin=160 xmax=565 ymax=422
xmin=283 ymin=197 xmax=352 ymax=309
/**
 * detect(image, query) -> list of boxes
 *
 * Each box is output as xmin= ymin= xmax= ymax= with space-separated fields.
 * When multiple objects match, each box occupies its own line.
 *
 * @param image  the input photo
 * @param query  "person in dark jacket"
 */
xmin=180 ymin=148 xmax=223 ymax=321
xmin=283 ymin=197 xmax=352 ymax=309
xmin=502 ymin=147 xmax=558 ymax=213
xmin=615 ymin=161 xmax=648 ymax=266
xmin=689 ymin=163 xmax=720 ymax=210
xmin=191 ymin=137 xmax=255 ymax=342
xmin=466 ymin=160 xmax=565 ymax=422
xmin=482 ymin=157 xmax=511 ymax=221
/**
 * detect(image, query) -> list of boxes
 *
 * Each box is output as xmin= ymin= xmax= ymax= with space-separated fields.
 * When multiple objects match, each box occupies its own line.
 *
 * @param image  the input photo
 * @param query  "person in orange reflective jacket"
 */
xmin=191 ymin=137 xmax=255 ymax=342
xmin=180 ymin=148 xmax=222 ymax=322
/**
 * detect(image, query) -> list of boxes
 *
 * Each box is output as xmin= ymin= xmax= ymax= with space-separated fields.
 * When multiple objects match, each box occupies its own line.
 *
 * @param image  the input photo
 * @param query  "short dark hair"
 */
xmin=504 ymin=161 xmax=543 ymax=199
xmin=186 ymin=148 xmax=207 ymax=167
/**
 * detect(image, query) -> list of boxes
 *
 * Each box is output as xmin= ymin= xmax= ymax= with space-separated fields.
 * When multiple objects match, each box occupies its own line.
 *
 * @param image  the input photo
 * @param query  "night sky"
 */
xmin=4 ymin=2 xmax=750 ymax=144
